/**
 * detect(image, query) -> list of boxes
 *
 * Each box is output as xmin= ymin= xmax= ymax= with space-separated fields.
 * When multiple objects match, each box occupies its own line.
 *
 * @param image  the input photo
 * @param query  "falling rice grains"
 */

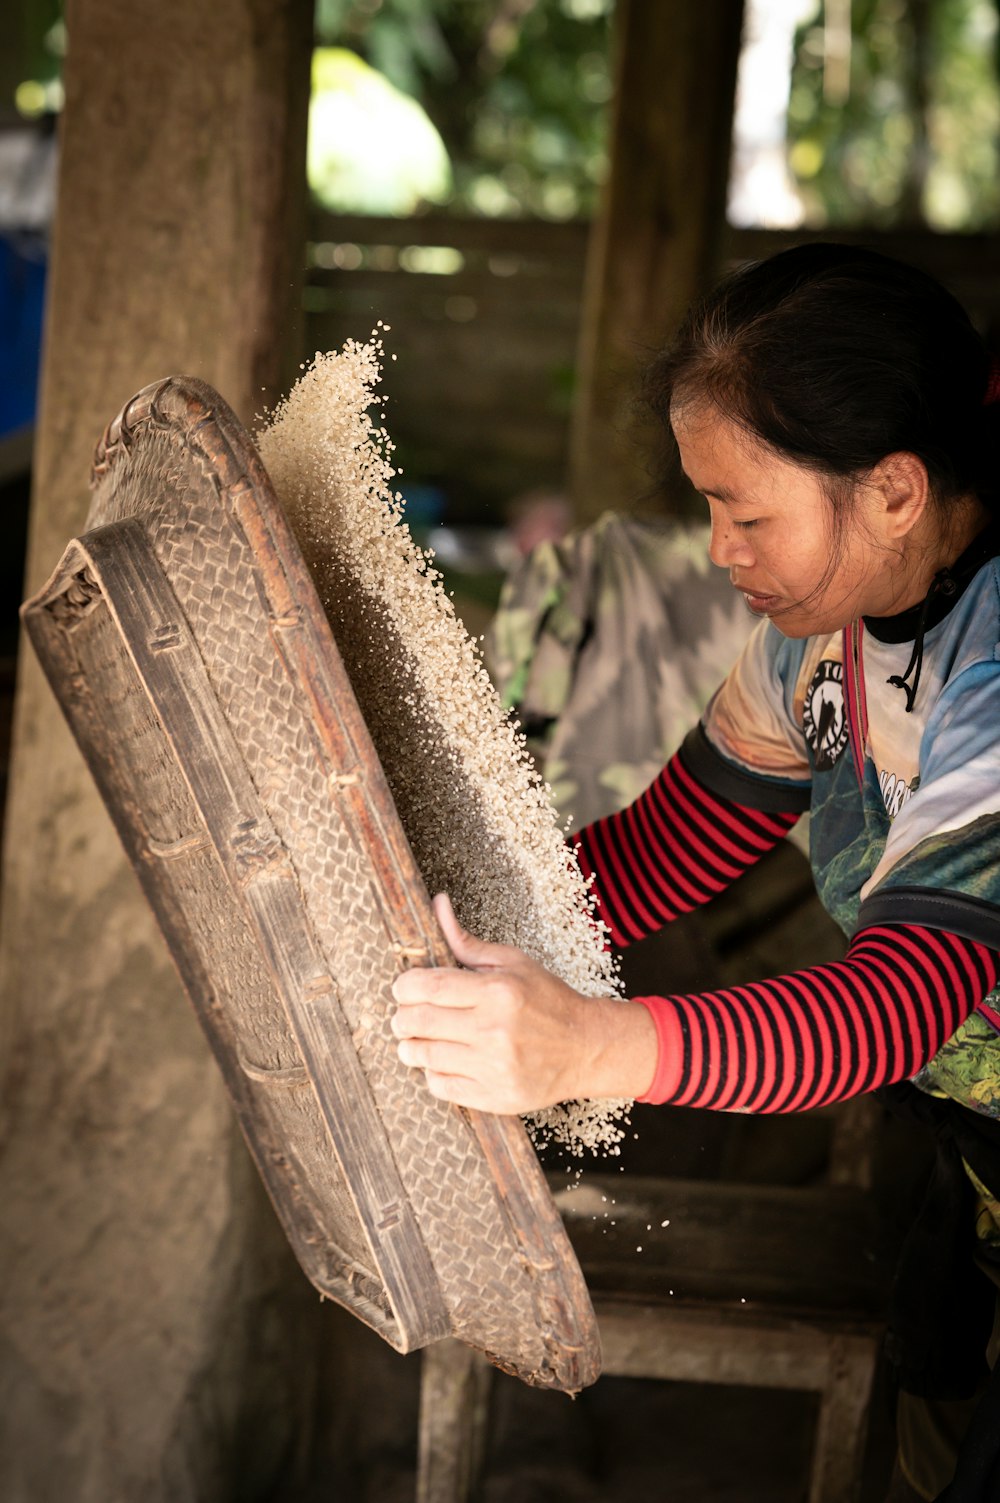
xmin=257 ymin=338 xmax=631 ymax=1156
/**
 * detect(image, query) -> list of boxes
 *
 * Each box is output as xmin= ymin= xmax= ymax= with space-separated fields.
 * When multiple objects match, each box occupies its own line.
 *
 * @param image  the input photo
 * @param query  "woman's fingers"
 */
xmin=392 ymin=962 xmax=484 ymax=1010
xmin=423 ymin=1070 xmax=515 ymax=1112
xmin=396 ymin=1035 xmax=475 ymax=1075
xmin=395 ymin=1006 xmax=531 ymax=1114
xmin=432 ymin=891 xmax=471 ymax=955
xmin=390 ymin=958 xmax=537 ymax=1111
xmin=404 ymin=1045 xmax=539 ymax=1116
xmin=392 ymin=993 xmax=479 ymax=1041
xmin=389 ymin=900 xmax=603 ymax=1112
xmin=390 ymin=901 xmax=660 ymax=1111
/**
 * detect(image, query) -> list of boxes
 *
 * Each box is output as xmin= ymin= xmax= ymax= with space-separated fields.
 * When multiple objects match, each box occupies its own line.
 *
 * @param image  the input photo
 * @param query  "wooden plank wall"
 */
xmin=304 ymin=213 xmax=1000 ymax=522
xmin=728 ymin=227 xmax=1000 ymax=345
xmin=305 ymin=212 xmax=588 ymax=520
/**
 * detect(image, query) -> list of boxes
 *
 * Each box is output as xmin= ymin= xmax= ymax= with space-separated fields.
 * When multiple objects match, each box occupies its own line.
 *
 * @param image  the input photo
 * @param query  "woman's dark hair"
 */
xmin=647 ymin=242 xmax=999 ymax=514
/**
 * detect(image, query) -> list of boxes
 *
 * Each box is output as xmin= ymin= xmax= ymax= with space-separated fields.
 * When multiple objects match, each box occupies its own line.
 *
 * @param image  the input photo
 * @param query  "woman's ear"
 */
xmin=869 ymin=451 xmax=931 ymax=540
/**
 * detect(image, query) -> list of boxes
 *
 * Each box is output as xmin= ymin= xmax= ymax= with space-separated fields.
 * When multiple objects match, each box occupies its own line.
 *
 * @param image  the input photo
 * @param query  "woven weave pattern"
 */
xmin=149 ymin=486 xmax=548 ymax=1365
xmin=87 ymin=430 xmax=385 ymax=1293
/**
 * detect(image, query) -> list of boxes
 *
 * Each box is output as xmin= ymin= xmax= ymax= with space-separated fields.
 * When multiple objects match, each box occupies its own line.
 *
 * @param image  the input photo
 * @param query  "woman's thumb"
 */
xmin=433 ymin=892 xmax=499 ymax=969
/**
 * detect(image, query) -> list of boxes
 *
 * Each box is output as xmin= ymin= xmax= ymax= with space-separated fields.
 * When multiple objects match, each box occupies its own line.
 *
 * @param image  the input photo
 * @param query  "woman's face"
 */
xmin=673 ymin=402 xmax=898 ymax=638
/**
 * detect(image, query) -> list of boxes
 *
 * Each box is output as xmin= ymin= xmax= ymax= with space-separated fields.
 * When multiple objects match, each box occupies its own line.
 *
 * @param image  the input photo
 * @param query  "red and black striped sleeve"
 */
xmin=636 ymin=923 xmax=1000 ymax=1112
xmin=570 ymin=741 xmax=803 ymax=947
xmin=569 ymin=738 xmax=1000 ymax=1113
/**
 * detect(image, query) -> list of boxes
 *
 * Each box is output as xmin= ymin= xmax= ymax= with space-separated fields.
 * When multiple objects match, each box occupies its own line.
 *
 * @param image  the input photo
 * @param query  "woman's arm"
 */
xmin=572 ymin=746 xmax=801 ymax=945
xmin=390 ymin=897 xmax=1000 ymax=1116
xmin=638 ymin=922 xmax=999 ymax=1111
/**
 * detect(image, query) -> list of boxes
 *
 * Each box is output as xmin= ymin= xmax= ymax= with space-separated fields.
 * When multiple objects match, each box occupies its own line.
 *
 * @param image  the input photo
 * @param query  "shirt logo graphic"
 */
xmin=803 ymin=659 xmax=850 ymax=771
xmin=879 ymin=768 xmax=915 ymax=819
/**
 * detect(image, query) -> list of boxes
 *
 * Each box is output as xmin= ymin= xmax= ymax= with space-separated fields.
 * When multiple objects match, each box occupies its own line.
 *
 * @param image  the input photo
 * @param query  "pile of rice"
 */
xmin=257 ymin=335 xmax=630 ymax=1156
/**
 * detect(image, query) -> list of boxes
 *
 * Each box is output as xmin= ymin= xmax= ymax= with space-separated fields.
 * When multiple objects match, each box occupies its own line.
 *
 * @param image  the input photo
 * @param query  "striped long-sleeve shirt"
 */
xmin=572 ymin=747 xmax=1000 ymax=1111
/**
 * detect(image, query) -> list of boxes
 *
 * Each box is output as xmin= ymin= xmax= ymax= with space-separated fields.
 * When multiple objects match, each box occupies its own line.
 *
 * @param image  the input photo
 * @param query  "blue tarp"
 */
xmin=0 ymin=232 xmax=46 ymax=441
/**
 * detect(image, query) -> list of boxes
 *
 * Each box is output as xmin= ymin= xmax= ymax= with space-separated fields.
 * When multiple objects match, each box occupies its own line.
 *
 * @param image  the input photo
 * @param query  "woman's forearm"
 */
xmin=636 ymin=923 xmax=1000 ymax=1112
xmin=572 ymin=748 xmax=801 ymax=946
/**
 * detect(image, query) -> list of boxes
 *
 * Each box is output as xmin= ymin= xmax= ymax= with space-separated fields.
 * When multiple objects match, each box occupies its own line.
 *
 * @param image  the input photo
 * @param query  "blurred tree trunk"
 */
xmin=0 ymin=2 xmax=321 ymax=1499
xmin=568 ymin=0 xmax=745 ymax=523
xmin=899 ymin=0 xmax=932 ymax=224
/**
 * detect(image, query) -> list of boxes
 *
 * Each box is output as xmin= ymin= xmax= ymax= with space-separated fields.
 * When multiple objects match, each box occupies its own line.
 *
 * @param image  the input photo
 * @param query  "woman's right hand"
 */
xmin=389 ymin=893 xmax=658 ymax=1113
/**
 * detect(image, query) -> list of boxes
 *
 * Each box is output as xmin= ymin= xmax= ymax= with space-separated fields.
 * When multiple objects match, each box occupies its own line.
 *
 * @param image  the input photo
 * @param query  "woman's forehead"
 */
xmin=674 ymin=403 xmax=761 ymax=480
xmin=674 ymin=404 xmax=828 ymax=507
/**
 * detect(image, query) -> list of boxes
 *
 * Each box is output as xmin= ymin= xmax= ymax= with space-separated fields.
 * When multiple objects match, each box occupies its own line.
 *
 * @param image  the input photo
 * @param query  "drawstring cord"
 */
xmin=887 ymin=569 xmax=958 ymax=713
xmin=884 ymin=518 xmax=1000 ymax=713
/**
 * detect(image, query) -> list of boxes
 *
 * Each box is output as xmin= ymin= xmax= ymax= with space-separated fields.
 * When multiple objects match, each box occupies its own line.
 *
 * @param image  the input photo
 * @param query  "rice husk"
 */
xmin=257 ymin=335 xmax=630 ymax=1155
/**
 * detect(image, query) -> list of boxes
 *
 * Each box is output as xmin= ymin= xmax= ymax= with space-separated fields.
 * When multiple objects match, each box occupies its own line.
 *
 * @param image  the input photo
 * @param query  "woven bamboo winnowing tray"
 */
xmin=21 ymin=375 xmax=601 ymax=1391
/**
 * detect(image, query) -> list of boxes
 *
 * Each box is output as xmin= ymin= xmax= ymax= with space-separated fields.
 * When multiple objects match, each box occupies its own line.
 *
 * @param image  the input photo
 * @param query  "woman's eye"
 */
xmin=733 ymin=518 xmax=759 ymax=532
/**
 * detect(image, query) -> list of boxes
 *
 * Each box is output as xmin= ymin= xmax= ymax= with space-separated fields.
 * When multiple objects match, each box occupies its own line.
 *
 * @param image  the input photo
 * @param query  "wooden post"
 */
xmin=0 ymin=1 xmax=317 ymax=1497
xmin=568 ymin=0 xmax=745 ymax=522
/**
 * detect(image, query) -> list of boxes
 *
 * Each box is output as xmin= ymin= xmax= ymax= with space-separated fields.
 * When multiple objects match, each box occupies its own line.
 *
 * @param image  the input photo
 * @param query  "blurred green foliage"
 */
xmin=309 ymin=46 xmax=453 ymax=213
xmin=5 ymin=0 xmax=62 ymax=118
xmin=316 ymin=0 xmax=999 ymax=229
xmin=314 ymin=0 xmax=613 ymax=218
xmin=10 ymin=0 xmax=1000 ymax=230
xmin=788 ymin=0 xmax=1000 ymax=228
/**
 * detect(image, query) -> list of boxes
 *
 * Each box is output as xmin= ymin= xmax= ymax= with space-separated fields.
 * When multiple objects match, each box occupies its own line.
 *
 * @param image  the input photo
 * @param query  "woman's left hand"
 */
xmin=389 ymin=892 xmax=656 ymax=1113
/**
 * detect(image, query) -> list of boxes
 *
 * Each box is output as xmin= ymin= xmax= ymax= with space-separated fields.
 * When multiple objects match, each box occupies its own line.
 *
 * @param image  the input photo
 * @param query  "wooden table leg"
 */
xmin=808 ymin=1334 xmax=879 ymax=1503
xmin=417 ymin=1340 xmax=493 ymax=1503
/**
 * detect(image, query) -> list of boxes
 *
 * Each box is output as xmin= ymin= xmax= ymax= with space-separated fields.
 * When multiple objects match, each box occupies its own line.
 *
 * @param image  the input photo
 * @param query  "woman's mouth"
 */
xmin=738 ymin=587 xmax=781 ymax=614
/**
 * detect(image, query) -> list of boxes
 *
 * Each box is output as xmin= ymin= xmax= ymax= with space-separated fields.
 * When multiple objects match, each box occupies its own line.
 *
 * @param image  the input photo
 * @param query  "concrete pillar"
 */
xmin=0 ymin=2 xmax=321 ymax=1497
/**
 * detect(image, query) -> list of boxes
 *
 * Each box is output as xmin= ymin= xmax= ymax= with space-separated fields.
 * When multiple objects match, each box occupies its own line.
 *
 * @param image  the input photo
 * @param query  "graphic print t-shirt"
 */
xmin=684 ymin=558 xmax=1000 ymax=1117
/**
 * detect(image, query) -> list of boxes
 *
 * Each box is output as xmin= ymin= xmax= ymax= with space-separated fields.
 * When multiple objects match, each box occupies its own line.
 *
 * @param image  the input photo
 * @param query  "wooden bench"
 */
xmin=417 ymin=1167 xmax=899 ymax=1503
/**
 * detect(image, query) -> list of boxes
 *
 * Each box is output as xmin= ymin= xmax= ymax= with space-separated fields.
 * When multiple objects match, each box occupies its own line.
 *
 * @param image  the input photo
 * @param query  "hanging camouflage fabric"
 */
xmin=486 ymin=511 xmax=755 ymax=830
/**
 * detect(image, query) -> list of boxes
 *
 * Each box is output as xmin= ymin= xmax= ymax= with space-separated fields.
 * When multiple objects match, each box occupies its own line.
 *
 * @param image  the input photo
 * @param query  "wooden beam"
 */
xmin=568 ymin=0 xmax=745 ymax=522
xmin=0 ymin=0 xmax=317 ymax=1494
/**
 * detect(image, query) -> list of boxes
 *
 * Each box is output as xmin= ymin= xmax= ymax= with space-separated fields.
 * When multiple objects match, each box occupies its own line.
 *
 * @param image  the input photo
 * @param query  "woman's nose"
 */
xmin=708 ymin=515 xmax=754 ymax=569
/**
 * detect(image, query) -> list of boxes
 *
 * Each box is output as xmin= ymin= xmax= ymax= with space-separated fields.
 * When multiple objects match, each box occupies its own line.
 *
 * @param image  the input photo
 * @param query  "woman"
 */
xmin=391 ymin=243 xmax=1000 ymax=1501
